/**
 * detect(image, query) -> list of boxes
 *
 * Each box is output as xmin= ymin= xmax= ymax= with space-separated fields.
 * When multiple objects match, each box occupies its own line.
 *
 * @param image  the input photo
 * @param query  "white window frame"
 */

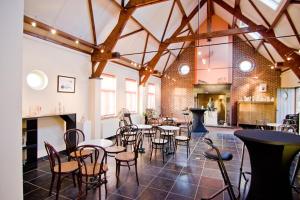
xmin=100 ymin=74 xmax=116 ymax=118
xmin=147 ymin=83 xmax=156 ymax=109
xmin=125 ymin=78 xmax=138 ymax=113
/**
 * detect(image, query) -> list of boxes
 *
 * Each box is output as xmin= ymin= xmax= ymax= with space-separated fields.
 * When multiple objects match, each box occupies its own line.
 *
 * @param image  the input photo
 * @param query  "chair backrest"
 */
xmin=115 ymin=126 xmax=126 ymax=146
xmin=121 ymin=124 xmax=139 ymax=145
xmin=75 ymin=145 xmax=107 ymax=176
xmin=124 ymin=113 xmax=133 ymax=125
xmin=187 ymin=123 xmax=193 ymax=139
xmin=64 ymin=129 xmax=85 ymax=155
xmin=202 ymin=138 xmax=222 ymax=161
xmin=279 ymin=124 xmax=297 ymax=133
xmin=134 ymin=132 xmax=143 ymax=158
xmin=44 ymin=141 xmax=61 ymax=173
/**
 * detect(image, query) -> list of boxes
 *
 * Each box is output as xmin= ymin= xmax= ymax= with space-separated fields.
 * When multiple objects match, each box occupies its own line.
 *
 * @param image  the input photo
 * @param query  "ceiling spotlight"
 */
xmin=75 ymin=40 xmax=79 ymax=44
xmin=164 ymin=74 xmax=167 ymax=77
xmin=198 ymin=51 xmax=202 ymax=56
xmin=145 ymin=68 xmax=148 ymax=71
xmin=271 ymin=66 xmax=274 ymax=69
xmin=31 ymin=21 xmax=37 ymax=27
xmin=287 ymin=57 xmax=292 ymax=61
xmin=298 ymin=49 xmax=300 ymax=54
xmin=149 ymin=69 xmax=153 ymax=72
xmin=134 ymin=63 xmax=137 ymax=67
xmin=50 ymin=29 xmax=57 ymax=35
xmin=100 ymin=48 xmax=105 ymax=53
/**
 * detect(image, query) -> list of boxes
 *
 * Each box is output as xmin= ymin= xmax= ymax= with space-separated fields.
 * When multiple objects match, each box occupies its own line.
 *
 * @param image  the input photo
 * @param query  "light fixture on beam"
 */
xmin=75 ymin=40 xmax=79 ymax=45
xmin=50 ymin=29 xmax=57 ymax=35
xmin=31 ymin=21 xmax=36 ymax=27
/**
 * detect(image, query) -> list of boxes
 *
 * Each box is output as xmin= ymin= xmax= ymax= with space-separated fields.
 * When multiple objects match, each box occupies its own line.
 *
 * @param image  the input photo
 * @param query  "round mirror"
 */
xmin=26 ymin=70 xmax=48 ymax=90
xmin=238 ymin=60 xmax=255 ymax=72
xmin=178 ymin=64 xmax=190 ymax=75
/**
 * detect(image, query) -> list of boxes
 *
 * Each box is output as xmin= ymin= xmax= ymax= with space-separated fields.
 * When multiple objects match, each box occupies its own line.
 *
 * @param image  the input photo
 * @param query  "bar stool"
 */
xmin=202 ymin=138 xmax=239 ymax=200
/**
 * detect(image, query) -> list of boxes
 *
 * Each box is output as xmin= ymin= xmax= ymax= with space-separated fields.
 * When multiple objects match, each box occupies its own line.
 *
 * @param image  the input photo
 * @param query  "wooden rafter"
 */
xmin=141 ymin=32 xmax=150 ymax=65
xmin=125 ymin=0 xmax=169 ymax=8
xmin=119 ymin=28 xmax=144 ymax=39
xmin=231 ymin=0 xmax=241 ymax=28
xmin=162 ymin=52 xmax=172 ymax=74
xmin=139 ymin=0 xmax=207 ymax=85
xmin=262 ymin=43 xmax=275 ymax=63
xmin=248 ymin=0 xmax=271 ymax=28
xmin=241 ymin=32 xmax=255 ymax=49
xmin=207 ymin=0 xmax=213 ymax=33
xmin=285 ymin=10 xmax=300 ymax=45
xmin=87 ymin=0 xmax=97 ymax=45
xmin=165 ymin=26 xmax=266 ymax=43
xmin=177 ymin=31 xmax=190 ymax=57
xmin=256 ymin=0 xmax=291 ymax=51
xmin=213 ymin=0 xmax=300 ymax=78
xmin=175 ymin=0 xmax=195 ymax=34
xmin=161 ymin=0 xmax=176 ymax=42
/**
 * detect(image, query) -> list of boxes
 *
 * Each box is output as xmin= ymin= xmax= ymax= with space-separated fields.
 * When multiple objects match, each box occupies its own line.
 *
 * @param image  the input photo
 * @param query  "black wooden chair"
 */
xmin=64 ymin=128 xmax=93 ymax=161
xmin=44 ymin=142 xmax=78 ymax=200
xmin=149 ymin=128 xmax=168 ymax=163
xmin=175 ymin=123 xmax=193 ymax=158
xmin=115 ymin=132 xmax=143 ymax=186
xmin=75 ymin=145 xmax=108 ymax=199
xmin=202 ymin=138 xmax=239 ymax=200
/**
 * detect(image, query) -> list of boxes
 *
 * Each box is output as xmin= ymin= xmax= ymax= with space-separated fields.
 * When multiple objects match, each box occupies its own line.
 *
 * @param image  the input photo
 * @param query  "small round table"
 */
xmin=234 ymin=129 xmax=300 ymax=200
xmin=136 ymin=124 xmax=152 ymax=153
xmin=158 ymin=126 xmax=180 ymax=154
xmin=78 ymin=139 xmax=113 ymax=148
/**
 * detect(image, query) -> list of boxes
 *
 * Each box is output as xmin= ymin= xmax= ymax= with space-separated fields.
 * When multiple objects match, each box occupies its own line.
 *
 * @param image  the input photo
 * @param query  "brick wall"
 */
xmin=161 ymin=45 xmax=195 ymax=119
xmin=161 ymin=37 xmax=281 ymax=124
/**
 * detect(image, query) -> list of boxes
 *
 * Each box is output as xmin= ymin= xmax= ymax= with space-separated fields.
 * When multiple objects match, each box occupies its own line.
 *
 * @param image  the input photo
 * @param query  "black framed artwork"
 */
xmin=57 ymin=75 xmax=76 ymax=93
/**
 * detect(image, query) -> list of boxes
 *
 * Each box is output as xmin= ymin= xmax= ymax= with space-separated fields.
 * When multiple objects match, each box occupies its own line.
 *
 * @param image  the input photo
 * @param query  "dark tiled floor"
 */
xmin=23 ymin=127 xmax=300 ymax=200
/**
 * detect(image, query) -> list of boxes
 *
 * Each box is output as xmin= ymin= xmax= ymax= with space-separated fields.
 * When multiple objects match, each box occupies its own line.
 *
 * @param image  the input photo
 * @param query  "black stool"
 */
xmin=202 ymin=138 xmax=239 ymax=200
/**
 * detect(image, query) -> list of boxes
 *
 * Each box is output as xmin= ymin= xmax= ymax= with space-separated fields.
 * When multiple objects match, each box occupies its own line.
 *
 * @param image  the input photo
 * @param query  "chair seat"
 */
xmin=54 ymin=161 xmax=78 ymax=173
xmin=105 ymin=145 xmax=126 ymax=153
xmin=115 ymin=152 xmax=135 ymax=161
xmin=81 ymin=163 xmax=108 ymax=176
xmin=70 ymin=149 xmax=92 ymax=158
xmin=161 ymin=132 xmax=174 ymax=136
xmin=175 ymin=135 xmax=189 ymax=141
xmin=203 ymin=149 xmax=233 ymax=161
xmin=152 ymin=138 xmax=168 ymax=144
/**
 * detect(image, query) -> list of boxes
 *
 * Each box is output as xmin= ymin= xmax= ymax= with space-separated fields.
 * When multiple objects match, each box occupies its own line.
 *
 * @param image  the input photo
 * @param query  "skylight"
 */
xmin=239 ymin=21 xmax=261 ymax=40
xmin=259 ymin=0 xmax=282 ymax=10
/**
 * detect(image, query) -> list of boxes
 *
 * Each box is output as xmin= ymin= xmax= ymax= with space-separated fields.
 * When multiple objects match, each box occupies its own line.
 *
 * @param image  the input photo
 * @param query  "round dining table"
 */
xmin=78 ymin=138 xmax=113 ymax=148
xmin=234 ymin=129 xmax=300 ymax=200
xmin=158 ymin=125 xmax=179 ymax=154
xmin=135 ymin=124 xmax=152 ymax=153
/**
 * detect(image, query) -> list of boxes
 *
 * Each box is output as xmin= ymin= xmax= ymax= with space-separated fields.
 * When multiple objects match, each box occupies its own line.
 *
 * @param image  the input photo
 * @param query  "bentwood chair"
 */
xmin=115 ymin=133 xmax=143 ymax=186
xmin=121 ymin=124 xmax=139 ymax=151
xmin=105 ymin=127 xmax=126 ymax=156
xmin=175 ymin=123 xmax=192 ymax=158
xmin=64 ymin=129 xmax=93 ymax=161
xmin=149 ymin=128 xmax=168 ymax=163
xmin=279 ymin=124 xmax=297 ymax=134
xmin=75 ymin=145 xmax=108 ymax=199
xmin=202 ymin=138 xmax=239 ymax=200
xmin=44 ymin=142 xmax=78 ymax=200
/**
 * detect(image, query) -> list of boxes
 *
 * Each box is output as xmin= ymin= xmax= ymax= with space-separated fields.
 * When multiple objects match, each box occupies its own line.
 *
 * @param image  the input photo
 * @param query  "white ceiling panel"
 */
xmin=143 ymin=36 xmax=160 ymax=64
xmin=164 ymin=4 xmax=183 ymax=39
xmin=155 ymin=53 xmax=171 ymax=72
xmin=133 ymin=1 xmax=174 ymax=40
xmin=265 ymin=43 xmax=284 ymax=62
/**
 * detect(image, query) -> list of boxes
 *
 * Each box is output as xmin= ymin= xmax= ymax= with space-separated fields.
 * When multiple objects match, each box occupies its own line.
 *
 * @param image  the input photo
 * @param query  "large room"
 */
xmin=1 ymin=0 xmax=300 ymax=200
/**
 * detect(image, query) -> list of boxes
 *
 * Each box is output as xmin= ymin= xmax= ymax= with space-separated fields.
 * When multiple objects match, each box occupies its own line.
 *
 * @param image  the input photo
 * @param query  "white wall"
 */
xmin=23 ymin=35 xmax=91 ymax=156
xmin=101 ymin=62 xmax=161 ymax=138
xmin=0 ymin=0 xmax=23 ymax=199
xmin=22 ymin=37 xmax=161 ymax=156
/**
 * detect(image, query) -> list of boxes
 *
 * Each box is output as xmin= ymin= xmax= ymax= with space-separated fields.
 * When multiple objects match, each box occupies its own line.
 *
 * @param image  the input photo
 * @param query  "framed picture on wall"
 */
xmin=57 ymin=75 xmax=76 ymax=93
xmin=258 ymin=83 xmax=267 ymax=93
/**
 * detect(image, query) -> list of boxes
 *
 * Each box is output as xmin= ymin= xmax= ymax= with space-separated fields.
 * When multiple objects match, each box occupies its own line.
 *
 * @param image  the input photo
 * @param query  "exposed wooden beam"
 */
xmin=125 ymin=0 xmax=169 ymax=8
xmin=162 ymin=52 xmax=172 ymax=74
xmin=91 ymin=6 xmax=135 ymax=77
xmin=213 ymin=0 xmax=300 ymax=79
xmin=262 ymin=43 xmax=275 ymax=63
xmin=179 ymin=28 xmax=190 ymax=35
xmin=256 ymin=40 xmax=264 ymax=52
xmin=285 ymin=10 xmax=300 ymax=45
xmin=141 ymin=32 xmax=150 ymax=65
xmin=161 ymin=0 xmax=176 ymax=42
xmin=139 ymin=0 xmax=207 ymax=85
xmin=87 ymin=0 xmax=97 ymax=45
xmin=175 ymin=0 xmax=195 ymax=34
xmin=119 ymin=28 xmax=144 ymax=39
xmin=248 ymin=0 xmax=271 ymax=28
xmin=165 ymin=26 xmax=266 ymax=43
xmin=241 ymin=33 xmax=255 ymax=49
xmin=207 ymin=0 xmax=213 ymax=33
xmin=231 ymin=0 xmax=241 ymax=28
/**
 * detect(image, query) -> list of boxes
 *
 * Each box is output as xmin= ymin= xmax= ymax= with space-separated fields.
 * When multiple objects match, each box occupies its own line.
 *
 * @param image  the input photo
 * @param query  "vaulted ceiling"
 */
xmin=24 ymin=0 xmax=300 ymax=84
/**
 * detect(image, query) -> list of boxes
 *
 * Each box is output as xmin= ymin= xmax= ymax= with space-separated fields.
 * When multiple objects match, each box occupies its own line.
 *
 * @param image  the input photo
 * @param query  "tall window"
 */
xmin=125 ymin=79 xmax=138 ymax=113
xmin=100 ymin=74 xmax=116 ymax=117
xmin=147 ymin=83 xmax=156 ymax=109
